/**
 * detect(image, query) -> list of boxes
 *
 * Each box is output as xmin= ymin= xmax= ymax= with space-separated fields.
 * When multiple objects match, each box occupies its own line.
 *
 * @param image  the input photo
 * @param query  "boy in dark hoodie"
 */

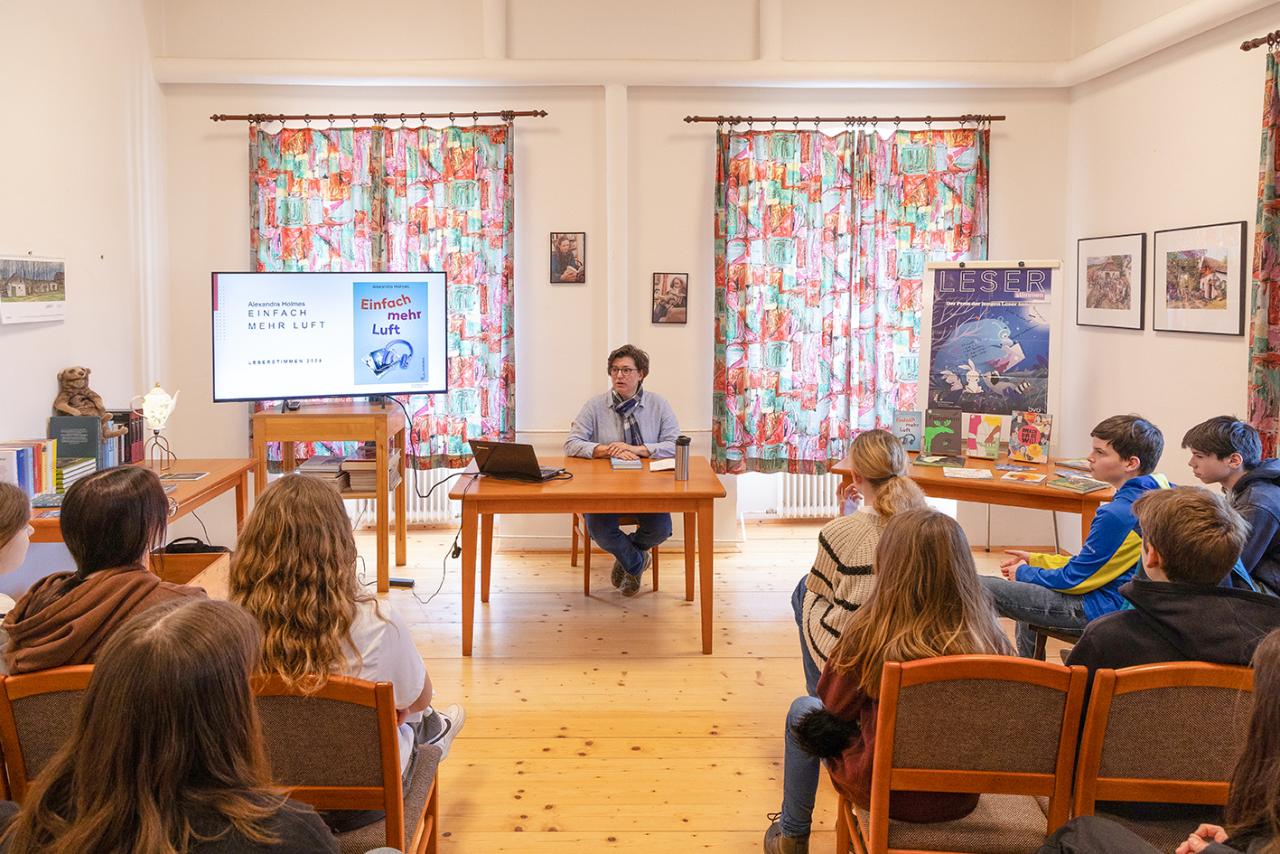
xmin=1184 ymin=416 xmax=1280 ymax=594
xmin=1066 ymin=486 xmax=1280 ymax=672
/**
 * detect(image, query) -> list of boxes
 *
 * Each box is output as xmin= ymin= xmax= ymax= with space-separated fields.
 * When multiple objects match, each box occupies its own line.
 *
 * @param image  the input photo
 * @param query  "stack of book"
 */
xmin=0 ymin=438 xmax=58 ymax=498
xmin=56 ymin=457 xmax=97 ymax=493
xmin=342 ymin=448 xmax=403 ymax=493
xmin=297 ymin=454 xmax=350 ymax=490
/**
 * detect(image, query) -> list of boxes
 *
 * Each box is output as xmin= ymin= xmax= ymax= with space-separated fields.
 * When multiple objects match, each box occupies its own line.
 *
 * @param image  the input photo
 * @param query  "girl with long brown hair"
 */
xmin=794 ymin=429 xmax=928 ymax=695
xmin=230 ymin=475 xmax=463 ymax=781
xmin=0 ymin=598 xmax=337 ymax=853
xmin=766 ymin=509 xmax=1013 ymax=854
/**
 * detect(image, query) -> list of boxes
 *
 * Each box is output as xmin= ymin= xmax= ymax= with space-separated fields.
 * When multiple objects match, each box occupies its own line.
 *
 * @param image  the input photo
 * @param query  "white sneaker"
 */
xmin=424 ymin=703 xmax=466 ymax=760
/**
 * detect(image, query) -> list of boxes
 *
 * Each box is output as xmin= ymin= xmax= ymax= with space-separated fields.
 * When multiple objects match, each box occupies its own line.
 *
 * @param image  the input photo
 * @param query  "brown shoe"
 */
xmin=763 ymin=819 xmax=808 ymax=853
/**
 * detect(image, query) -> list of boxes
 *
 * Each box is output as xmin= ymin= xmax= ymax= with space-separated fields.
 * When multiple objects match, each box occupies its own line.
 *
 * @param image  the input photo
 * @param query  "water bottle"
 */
xmin=675 ymin=435 xmax=691 ymax=481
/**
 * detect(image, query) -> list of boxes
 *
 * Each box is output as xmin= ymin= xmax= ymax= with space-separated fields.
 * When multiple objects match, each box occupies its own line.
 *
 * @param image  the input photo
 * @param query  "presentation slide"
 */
xmin=212 ymin=271 xmax=448 ymax=402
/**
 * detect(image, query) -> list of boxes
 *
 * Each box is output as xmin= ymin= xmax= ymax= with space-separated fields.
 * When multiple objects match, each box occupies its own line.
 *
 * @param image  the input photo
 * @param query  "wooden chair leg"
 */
xmin=837 ymin=794 xmax=855 ymax=854
xmin=583 ymin=524 xmax=592 ymax=595
xmin=1033 ymin=628 xmax=1048 ymax=662
xmin=651 ymin=547 xmax=659 ymax=590
xmin=571 ymin=514 xmax=580 ymax=568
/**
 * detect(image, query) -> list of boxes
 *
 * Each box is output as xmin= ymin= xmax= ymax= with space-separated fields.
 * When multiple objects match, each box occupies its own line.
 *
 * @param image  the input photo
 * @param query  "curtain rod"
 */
xmin=683 ymin=113 xmax=1004 ymax=126
xmin=1241 ymin=29 xmax=1280 ymax=51
xmin=209 ymin=109 xmax=548 ymax=124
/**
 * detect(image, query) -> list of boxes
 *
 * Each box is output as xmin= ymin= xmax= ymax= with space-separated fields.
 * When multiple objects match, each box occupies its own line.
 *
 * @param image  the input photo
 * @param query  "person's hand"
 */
xmin=1000 ymin=550 xmax=1030 ymax=580
xmin=1176 ymin=824 xmax=1228 ymax=854
xmin=560 ymin=268 xmax=578 ymax=282
xmin=836 ymin=483 xmax=863 ymax=512
xmin=614 ymin=449 xmax=639 ymax=461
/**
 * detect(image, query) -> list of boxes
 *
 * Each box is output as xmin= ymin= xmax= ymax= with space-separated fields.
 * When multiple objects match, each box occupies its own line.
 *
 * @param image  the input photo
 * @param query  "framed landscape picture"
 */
xmin=1153 ymin=221 xmax=1246 ymax=335
xmin=1076 ymin=233 xmax=1145 ymax=330
xmin=652 ymin=272 xmax=688 ymax=324
xmin=550 ymin=232 xmax=586 ymax=284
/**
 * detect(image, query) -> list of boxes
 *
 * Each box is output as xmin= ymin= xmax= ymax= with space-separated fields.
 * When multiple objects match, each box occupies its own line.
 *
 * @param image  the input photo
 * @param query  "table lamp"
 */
xmin=132 ymin=384 xmax=180 ymax=471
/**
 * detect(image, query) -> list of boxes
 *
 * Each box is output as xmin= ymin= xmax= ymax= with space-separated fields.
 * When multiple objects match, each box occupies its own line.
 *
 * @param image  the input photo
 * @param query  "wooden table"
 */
xmin=252 ymin=403 xmax=407 ymax=593
xmin=31 ymin=458 xmax=253 ymax=543
xmin=449 ymin=455 xmax=727 ymax=656
xmin=831 ymin=454 xmax=1114 ymax=545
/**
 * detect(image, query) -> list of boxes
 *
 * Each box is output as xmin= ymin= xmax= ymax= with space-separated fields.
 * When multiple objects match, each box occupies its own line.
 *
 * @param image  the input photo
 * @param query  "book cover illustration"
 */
xmin=1002 ymin=471 xmax=1047 ymax=484
xmin=892 ymin=410 xmax=923 ymax=452
xmin=923 ymin=409 xmax=963 ymax=456
xmin=1009 ymin=411 xmax=1053 ymax=464
xmin=352 ymin=280 xmax=430 ymax=385
xmin=965 ymin=414 xmax=1003 ymax=459
xmin=915 ymin=454 xmax=966 ymax=468
xmin=1048 ymin=475 xmax=1109 ymax=493
xmin=944 ymin=467 xmax=993 ymax=479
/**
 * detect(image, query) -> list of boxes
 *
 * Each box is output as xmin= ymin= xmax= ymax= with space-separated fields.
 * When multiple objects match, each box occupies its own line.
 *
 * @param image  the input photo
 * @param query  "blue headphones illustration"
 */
xmin=363 ymin=339 xmax=414 ymax=377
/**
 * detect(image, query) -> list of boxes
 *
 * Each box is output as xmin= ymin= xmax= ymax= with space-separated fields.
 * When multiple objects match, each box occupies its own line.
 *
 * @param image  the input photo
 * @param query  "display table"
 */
xmin=251 ymin=403 xmax=406 ymax=592
xmin=831 ymin=453 xmax=1113 ymax=545
xmin=30 ymin=458 xmax=254 ymax=544
xmin=449 ymin=455 xmax=727 ymax=656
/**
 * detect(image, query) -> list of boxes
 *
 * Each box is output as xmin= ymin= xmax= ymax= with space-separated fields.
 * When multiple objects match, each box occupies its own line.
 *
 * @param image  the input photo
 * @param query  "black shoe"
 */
xmin=763 ymin=816 xmax=809 ymax=854
xmin=619 ymin=553 xmax=652 ymax=598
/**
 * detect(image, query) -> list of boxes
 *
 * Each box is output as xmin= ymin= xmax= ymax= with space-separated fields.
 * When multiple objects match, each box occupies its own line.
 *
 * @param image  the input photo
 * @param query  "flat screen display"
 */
xmin=211 ymin=271 xmax=448 ymax=402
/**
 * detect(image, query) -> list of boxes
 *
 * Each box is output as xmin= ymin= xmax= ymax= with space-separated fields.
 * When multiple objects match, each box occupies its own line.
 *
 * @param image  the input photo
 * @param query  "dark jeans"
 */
xmin=979 ymin=574 xmax=1088 ymax=658
xmin=791 ymin=576 xmax=823 ymax=696
xmin=583 ymin=513 xmax=672 ymax=575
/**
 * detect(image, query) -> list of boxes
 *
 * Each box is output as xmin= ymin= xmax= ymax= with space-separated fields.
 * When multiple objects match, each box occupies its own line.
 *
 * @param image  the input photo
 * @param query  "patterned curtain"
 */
xmin=712 ymin=129 xmax=855 ymax=475
xmin=850 ymin=128 xmax=989 ymax=432
xmin=248 ymin=123 xmax=516 ymax=468
xmin=1249 ymin=52 xmax=1280 ymax=457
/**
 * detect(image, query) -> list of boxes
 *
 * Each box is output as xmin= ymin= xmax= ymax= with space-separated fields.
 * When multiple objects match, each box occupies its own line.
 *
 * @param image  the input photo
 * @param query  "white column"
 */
xmin=482 ymin=0 xmax=507 ymax=60
xmin=604 ymin=83 xmax=629 ymax=350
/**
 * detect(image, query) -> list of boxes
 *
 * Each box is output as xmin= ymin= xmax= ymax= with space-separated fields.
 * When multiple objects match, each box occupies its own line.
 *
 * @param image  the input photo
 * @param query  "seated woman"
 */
xmin=765 ymin=509 xmax=1014 ymax=854
xmin=0 ymin=598 xmax=338 ymax=853
xmin=0 ymin=482 xmax=33 ymax=579
xmin=230 ymin=474 xmax=463 ymax=785
xmin=3 ymin=467 xmax=204 ymax=673
xmin=1038 ymin=628 xmax=1280 ymax=854
xmin=794 ymin=429 xmax=927 ymax=695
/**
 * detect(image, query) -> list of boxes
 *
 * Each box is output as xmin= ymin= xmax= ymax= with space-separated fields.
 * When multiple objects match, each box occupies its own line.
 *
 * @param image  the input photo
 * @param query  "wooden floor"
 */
xmin=362 ymin=520 xmax=1054 ymax=853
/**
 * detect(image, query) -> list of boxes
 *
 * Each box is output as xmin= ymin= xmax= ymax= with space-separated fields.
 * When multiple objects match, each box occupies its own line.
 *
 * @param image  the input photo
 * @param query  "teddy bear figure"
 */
xmin=53 ymin=366 xmax=127 ymax=438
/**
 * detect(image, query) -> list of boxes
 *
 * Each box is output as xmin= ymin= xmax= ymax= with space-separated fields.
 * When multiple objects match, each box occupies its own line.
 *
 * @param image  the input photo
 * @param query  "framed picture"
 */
xmin=652 ymin=272 xmax=688 ymax=324
xmin=0 ymin=255 xmax=66 ymax=325
xmin=550 ymin=232 xmax=586 ymax=284
xmin=1076 ymin=233 xmax=1145 ymax=330
xmin=1153 ymin=221 xmax=1247 ymax=335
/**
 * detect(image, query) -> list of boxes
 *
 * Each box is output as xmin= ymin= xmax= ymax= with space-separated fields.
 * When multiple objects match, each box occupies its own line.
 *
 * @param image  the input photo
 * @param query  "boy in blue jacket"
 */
xmin=980 ymin=415 xmax=1169 ymax=658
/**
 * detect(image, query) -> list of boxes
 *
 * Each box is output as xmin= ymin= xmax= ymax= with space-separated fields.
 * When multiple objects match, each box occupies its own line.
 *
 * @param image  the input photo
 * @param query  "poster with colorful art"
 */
xmin=926 ymin=266 xmax=1052 ymax=416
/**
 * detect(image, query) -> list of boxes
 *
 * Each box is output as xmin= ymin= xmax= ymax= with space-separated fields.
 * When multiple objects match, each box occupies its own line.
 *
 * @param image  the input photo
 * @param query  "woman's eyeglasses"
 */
xmin=609 ymin=367 xmax=638 ymax=376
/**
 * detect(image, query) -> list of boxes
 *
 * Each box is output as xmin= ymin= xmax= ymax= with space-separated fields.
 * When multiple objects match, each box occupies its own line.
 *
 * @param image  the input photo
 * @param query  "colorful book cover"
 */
xmin=1058 ymin=458 xmax=1091 ymax=471
xmin=1048 ymin=475 xmax=1109 ymax=494
xmin=994 ymin=462 xmax=1036 ymax=472
xmin=892 ymin=410 xmax=923 ymax=452
xmin=944 ymin=467 xmax=993 ymax=479
xmin=915 ymin=454 xmax=966 ymax=468
xmin=353 ymin=279 xmax=431 ymax=385
xmin=964 ymin=414 xmax=1002 ymax=459
xmin=923 ymin=409 xmax=962 ymax=456
xmin=1002 ymin=471 xmax=1047 ymax=484
xmin=1009 ymin=411 xmax=1053 ymax=464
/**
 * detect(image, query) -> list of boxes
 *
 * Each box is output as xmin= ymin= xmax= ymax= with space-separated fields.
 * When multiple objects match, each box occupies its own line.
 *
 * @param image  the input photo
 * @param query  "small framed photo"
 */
xmin=652 ymin=273 xmax=688 ymax=324
xmin=1153 ymin=221 xmax=1247 ymax=335
xmin=1076 ymin=233 xmax=1145 ymax=330
xmin=550 ymin=232 xmax=586 ymax=284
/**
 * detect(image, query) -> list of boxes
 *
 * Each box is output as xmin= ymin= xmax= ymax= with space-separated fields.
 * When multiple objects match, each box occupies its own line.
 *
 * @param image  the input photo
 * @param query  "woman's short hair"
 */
xmin=607 ymin=344 xmax=650 ymax=377
xmin=0 ymin=482 xmax=31 ymax=546
xmin=60 ymin=467 xmax=168 ymax=574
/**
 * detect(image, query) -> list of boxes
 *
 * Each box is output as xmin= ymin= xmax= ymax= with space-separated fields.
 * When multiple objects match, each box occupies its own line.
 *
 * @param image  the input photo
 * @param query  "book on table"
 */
xmin=944 ymin=467 xmax=992 ymax=479
xmin=923 ymin=409 xmax=962 ymax=456
xmin=610 ymin=457 xmax=642 ymax=470
xmin=1002 ymin=471 xmax=1047 ymax=484
xmin=914 ymin=454 xmax=966 ymax=468
xmin=964 ymin=413 xmax=1002 ymax=460
xmin=1008 ymin=411 xmax=1053 ymax=464
xmin=1057 ymin=458 xmax=1091 ymax=471
xmin=892 ymin=410 xmax=923 ymax=452
xmin=342 ymin=448 xmax=403 ymax=492
xmin=1047 ymin=474 xmax=1109 ymax=494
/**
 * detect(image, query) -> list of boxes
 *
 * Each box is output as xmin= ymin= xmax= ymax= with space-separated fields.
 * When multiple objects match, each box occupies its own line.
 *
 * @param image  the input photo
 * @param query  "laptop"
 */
xmin=469 ymin=440 xmax=565 ymax=482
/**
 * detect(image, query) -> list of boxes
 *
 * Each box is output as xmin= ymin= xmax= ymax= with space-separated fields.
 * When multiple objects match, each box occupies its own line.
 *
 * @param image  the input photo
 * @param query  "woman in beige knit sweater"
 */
xmin=792 ymin=429 xmax=927 ymax=694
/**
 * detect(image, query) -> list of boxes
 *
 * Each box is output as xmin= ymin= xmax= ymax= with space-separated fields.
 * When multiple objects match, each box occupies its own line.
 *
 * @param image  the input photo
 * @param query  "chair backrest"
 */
xmin=1073 ymin=662 xmax=1254 ymax=814
xmin=864 ymin=655 xmax=1088 ymax=850
xmin=0 ymin=666 xmax=93 ymax=801
xmin=252 ymin=674 xmax=405 ymax=848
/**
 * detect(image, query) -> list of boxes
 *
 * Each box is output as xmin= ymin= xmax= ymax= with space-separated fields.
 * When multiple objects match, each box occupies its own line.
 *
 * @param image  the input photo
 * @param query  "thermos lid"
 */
xmin=676 ymin=435 xmax=691 ymax=445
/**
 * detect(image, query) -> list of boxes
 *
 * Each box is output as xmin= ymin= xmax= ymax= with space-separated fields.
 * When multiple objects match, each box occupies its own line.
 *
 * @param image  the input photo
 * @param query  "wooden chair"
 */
xmin=1030 ymin=625 xmax=1083 ymax=663
xmin=0 ymin=665 xmax=92 ymax=802
xmin=254 ymin=675 xmax=440 ymax=854
xmin=571 ymin=513 xmax=660 ymax=595
xmin=1071 ymin=662 xmax=1254 ymax=851
xmin=836 ymin=655 xmax=1088 ymax=854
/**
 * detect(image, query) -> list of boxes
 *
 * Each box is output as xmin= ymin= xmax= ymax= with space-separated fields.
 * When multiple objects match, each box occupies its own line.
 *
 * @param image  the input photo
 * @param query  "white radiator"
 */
xmin=780 ymin=472 xmax=841 ymax=519
xmin=351 ymin=467 xmax=460 ymax=526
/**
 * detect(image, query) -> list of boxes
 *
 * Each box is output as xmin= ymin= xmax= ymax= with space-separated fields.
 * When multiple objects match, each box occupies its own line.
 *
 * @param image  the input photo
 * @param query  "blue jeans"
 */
xmin=979 ymin=574 xmax=1088 ymax=658
xmin=791 ymin=577 xmax=823 ymax=697
xmin=779 ymin=695 xmax=824 ymax=838
xmin=583 ymin=513 xmax=672 ymax=575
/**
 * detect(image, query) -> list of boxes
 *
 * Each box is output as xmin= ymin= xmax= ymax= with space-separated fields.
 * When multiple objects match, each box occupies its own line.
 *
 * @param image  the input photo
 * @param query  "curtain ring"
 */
xmin=398 ymin=112 xmax=406 ymax=128
xmin=814 ymin=118 xmax=821 ymax=130
xmin=303 ymin=115 xmax=311 ymax=126
xmin=472 ymin=110 xmax=479 ymax=125
xmin=770 ymin=116 xmax=777 ymax=128
xmin=327 ymin=114 xmax=335 ymax=128
xmin=350 ymin=113 xmax=358 ymax=127
xmin=449 ymin=112 xmax=456 ymax=125
xmin=792 ymin=117 xmax=799 ymax=129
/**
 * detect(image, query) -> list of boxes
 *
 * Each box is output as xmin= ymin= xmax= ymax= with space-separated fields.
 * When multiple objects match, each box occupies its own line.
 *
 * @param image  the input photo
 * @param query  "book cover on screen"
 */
xmin=352 ymin=280 xmax=430 ymax=385
xmin=1009 ymin=411 xmax=1053 ymax=464
xmin=892 ymin=410 xmax=923 ymax=452
xmin=964 ymin=414 xmax=1002 ymax=459
xmin=923 ymin=409 xmax=962 ymax=456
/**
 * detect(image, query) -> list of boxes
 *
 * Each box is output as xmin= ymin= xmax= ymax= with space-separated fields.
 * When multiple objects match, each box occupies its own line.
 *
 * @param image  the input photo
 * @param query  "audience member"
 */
xmin=0 ymin=483 xmax=32 ymax=577
xmin=2 ymin=467 xmax=204 ymax=673
xmin=0 ymin=598 xmax=337 ymax=853
xmin=764 ymin=509 xmax=1013 ymax=854
xmin=794 ymin=429 xmax=927 ymax=695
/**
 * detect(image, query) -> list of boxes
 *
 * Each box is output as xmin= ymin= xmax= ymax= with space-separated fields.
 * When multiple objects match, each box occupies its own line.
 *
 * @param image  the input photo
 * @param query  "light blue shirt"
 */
xmin=564 ymin=390 xmax=680 ymax=459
